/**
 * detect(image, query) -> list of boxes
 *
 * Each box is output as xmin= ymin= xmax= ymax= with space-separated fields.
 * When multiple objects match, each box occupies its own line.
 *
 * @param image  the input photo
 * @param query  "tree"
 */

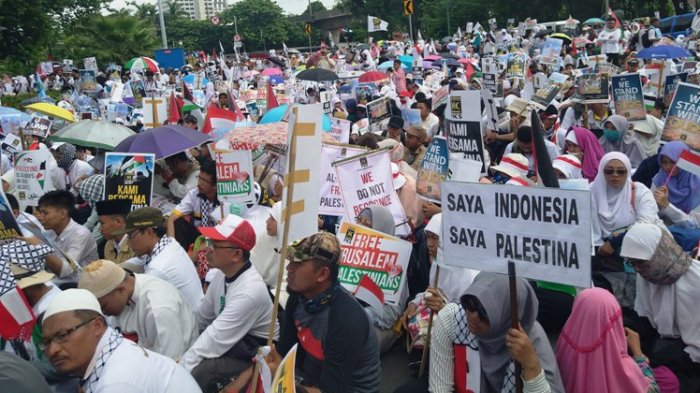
xmin=219 ymin=0 xmax=294 ymax=50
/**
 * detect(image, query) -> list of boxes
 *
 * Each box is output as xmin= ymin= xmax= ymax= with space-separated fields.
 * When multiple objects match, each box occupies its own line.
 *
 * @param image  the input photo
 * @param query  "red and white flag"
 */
xmin=201 ymin=105 xmax=239 ymax=134
xmin=676 ymin=149 xmax=700 ymax=177
xmin=0 ymin=286 xmax=35 ymax=341
xmin=266 ymin=83 xmax=279 ymax=110
xmin=354 ymin=274 xmax=385 ymax=311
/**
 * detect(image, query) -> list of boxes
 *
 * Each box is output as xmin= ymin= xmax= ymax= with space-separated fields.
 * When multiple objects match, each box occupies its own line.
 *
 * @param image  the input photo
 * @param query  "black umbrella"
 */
xmin=267 ymin=57 xmax=286 ymax=68
xmin=440 ymin=52 xmax=460 ymax=60
xmin=534 ymin=28 xmax=554 ymax=38
xmin=296 ymin=68 xmax=339 ymax=82
xmin=432 ymin=58 xmax=460 ymax=67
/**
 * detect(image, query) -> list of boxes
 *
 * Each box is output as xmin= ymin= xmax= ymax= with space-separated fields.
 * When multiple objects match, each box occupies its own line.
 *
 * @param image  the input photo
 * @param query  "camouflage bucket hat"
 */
xmin=287 ymin=232 xmax=341 ymax=265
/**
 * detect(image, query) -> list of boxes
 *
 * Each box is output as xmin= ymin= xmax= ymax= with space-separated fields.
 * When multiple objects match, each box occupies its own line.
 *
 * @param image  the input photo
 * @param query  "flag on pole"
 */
xmin=219 ymin=40 xmax=225 ymax=56
xmin=227 ymin=91 xmax=246 ymax=121
xmin=202 ymin=105 xmax=239 ymax=134
xmin=266 ymin=83 xmax=279 ymax=110
xmin=328 ymin=31 xmax=335 ymax=48
xmin=676 ymin=149 xmax=700 ymax=177
xmin=245 ymin=347 xmax=272 ymax=393
xmin=608 ymin=7 xmax=621 ymax=28
xmin=367 ymin=16 xmax=389 ymax=32
xmin=168 ymin=91 xmax=182 ymax=124
xmin=183 ymin=80 xmax=194 ymax=102
xmin=353 ymin=274 xmax=385 ymax=311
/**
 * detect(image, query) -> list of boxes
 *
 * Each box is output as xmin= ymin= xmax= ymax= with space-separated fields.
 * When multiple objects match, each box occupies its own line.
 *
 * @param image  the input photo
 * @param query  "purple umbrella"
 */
xmin=114 ymin=125 xmax=212 ymax=159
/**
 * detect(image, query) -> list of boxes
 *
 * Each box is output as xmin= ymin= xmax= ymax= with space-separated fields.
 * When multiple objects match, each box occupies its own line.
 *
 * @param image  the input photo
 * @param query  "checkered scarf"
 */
xmin=76 ymin=174 xmax=105 ymax=207
xmin=80 ymin=327 xmax=123 ymax=393
xmin=143 ymin=236 xmax=173 ymax=267
xmin=0 ymin=240 xmax=53 ymax=297
xmin=198 ymin=194 xmax=219 ymax=227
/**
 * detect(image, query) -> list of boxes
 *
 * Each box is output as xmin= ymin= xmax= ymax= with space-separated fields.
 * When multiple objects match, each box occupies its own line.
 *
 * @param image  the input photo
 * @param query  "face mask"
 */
xmin=603 ymin=128 xmax=622 ymax=143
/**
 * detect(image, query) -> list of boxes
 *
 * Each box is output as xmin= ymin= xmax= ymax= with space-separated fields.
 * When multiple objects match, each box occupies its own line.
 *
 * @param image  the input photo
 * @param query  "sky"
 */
xmin=108 ymin=0 xmax=338 ymax=16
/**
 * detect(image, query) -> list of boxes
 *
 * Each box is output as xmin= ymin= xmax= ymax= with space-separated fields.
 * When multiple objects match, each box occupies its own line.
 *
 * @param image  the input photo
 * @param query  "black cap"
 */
xmin=388 ymin=116 xmax=404 ymax=130
xmin=95 ymin=199 xmax=132 ymax=217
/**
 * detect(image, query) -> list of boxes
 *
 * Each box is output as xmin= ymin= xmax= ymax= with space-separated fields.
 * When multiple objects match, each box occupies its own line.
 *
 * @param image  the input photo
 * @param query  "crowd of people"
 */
xmin=2 ymin=10 xmax=700 ymax=393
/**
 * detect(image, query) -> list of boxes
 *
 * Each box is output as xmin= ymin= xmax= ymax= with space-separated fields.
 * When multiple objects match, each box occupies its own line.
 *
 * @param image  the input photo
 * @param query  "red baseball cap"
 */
xmin=198 ymin=215 xmax=256 ymax=251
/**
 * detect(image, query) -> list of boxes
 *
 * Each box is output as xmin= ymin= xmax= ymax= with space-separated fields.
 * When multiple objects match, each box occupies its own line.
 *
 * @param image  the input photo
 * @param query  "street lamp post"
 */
xmin=157 ymin=0 xmax=168 ymax=48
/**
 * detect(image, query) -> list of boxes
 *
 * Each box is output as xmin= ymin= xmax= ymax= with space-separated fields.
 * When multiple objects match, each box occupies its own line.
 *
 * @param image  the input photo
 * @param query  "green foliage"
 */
xmin=0 ymin=90 xmax=62 ymax=109
xmin=219 ymin=0 xmax=294 ymax=50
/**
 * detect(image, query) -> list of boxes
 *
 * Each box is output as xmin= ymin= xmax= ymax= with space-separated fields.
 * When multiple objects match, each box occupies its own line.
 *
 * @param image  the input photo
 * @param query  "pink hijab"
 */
xmin=556 ymin=288 xmax=649 ymax=393
xmin=566 ymin=127 xmax=605 ymax=182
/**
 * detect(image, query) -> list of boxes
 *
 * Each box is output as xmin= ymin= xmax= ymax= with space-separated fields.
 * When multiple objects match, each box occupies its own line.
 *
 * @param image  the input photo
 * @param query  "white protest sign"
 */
xmin=142 ymin=97 xmax=167 ymax=129
xmin=334 ymin=150 xmax=409 ymax=236
xmin=319 ymin=144 xmax=365 ymax=216
xmin=40 ymin=62 xmax=54 ymax=75
xmin=15 ymin=150 xmax=53 ymax=211
xmin=448 ymin=155 xmax=482 ymax=183
xmin=329 ymin=118 xmax=351 ymax=144
xmin=320 ymin=91 xmax=332 ymax=114
xmin=441 ymin=182 xmax=591 ymax=287
xmin=214 ymin=150 xmax=255 ymax=204
xmin=337 ymin=220 xmax=412 ymax=305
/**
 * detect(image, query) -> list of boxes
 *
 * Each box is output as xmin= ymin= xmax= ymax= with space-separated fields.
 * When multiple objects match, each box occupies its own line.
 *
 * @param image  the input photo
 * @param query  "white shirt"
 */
xmin=421 ymin=113 xmax=440 ymax=139
xmin=598 ymin=28 xmax=622 ymax=54
xmin=168 ymin=169 xmax=199 ymax=200
xmin=48 ymin=219 xmax=99 ymax=283
xmin=111 ymin=274 xmax=198 ymax=359
xmin=171 ymin=187 xmax=215 ymax=225
xmin=180 ymin=265 xmax=278 ymax=372
xmin=82 ymin=327 xmax=201 ymax=393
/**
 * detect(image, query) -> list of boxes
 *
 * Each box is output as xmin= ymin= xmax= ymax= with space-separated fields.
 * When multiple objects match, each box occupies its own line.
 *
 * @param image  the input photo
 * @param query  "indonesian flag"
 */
xmin=202 ymin=105 xmax=239 ymax=134
xmin=354 ymin=274 xmax=384 ymax=311
xmin=676 ymin=149 xmax=700 ymax=177
xmin=245 ymin=347 xmax=272 ymax=393
xmin=0 ymin=282 xmax=35 ymax=341
xmin=168 ymin=91 xmax=182 ymax=124
xmin=266 ymin=83 xmax=279 ymax=110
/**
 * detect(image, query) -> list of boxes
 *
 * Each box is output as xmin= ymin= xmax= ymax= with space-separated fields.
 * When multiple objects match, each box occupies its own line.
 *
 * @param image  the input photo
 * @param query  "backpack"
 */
xmin=641 ymin=28 xmax=652 ymax=49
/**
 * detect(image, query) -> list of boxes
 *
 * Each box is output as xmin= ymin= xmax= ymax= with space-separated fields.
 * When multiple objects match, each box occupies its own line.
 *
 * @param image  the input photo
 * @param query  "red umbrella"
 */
xmin=359 ymin=71 xmax=388 ymax=83
xmin=424 ymin=55 xmax=441 ymax=61
xmin=457 ymin=58 xmax=471 ymax=65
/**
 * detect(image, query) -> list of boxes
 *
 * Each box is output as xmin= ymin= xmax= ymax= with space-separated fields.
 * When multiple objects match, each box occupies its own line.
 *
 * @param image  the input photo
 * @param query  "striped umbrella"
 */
xmin=124 ymin=56 xmax=159 ymax=73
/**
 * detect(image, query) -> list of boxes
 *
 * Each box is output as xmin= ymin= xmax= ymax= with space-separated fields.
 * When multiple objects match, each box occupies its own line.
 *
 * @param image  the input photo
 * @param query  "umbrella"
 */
xmin=268 ymin=75 xmax=285 ymax=85
xmin=378 ymin=61 xmax=407 ymax=71
xmin=48 ymin=120 xmax=135 ymax=150
xmin=636 ymin=45 xmax=691 ymax=59
xmin=432 ymin=58 xmax=460 ymax=67
xmin=534 ymin=29 xmax=554 ymax=38
xmin=584 ymin=18 xmax=605 ymax=25
xmin=398 ymin=55 xmax=413 ymax=69
xmin=267 ymin=57 xmax=286 ymax=68
xmin=114 ymin=125 xmax=212 ymax=160
xmin=422 ymin=60 xmax=434 ymax=69
xmin=0 ymin=107 xmax=30 ymax=117
xmin=224 ymin=122 xmax=336 ymax=147
xmin=260 ymin=104 xmax=333 ymax=132
xmin=125 ymin=56 xmax=159 ymax=73
xmin=261 ymin=68 xmax=283 ymax=76
xmin=25 ymin=102 xmax=76 ymax=123
xmin=424 ymin=55 xmax=441 ymax=61
xmin=337 ymin=71 xmax=364 ymax=79
xmin=550 ymin=33 xmax=572 ymax=44
xmin=296 ymin=68 xmax=339 ymax=82
xmin=359 ymin=71 xmax=389 ymax=83
xmin=440 ymin=53 xmax=460 ymax=60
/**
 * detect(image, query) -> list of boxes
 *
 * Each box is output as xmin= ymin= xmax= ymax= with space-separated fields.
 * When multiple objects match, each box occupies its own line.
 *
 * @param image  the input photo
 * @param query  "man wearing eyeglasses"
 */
xmin=113 ymin=207 xmax=202 ymax=310
xmin=40 ymin=289 xmax=201 ymax=393
xmin=179 ymin=214 xmax=277 ymax=392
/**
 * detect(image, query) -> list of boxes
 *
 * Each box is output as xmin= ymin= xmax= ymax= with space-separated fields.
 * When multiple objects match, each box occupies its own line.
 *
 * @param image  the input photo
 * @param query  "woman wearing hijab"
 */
xmin=429 ymin=272 xmax=565 ymax=393
xmin=621 ymin=223 xmax=700 ymax=390
xmin=651 ymin=141 xmax=700 ymax=227
xmin=564 ymin=127 xmax=606 ymax=182
xmin=599 ymin=115 xmax=647 ymax=168
xmin=556 ymin=288 xmax=659 ymax=393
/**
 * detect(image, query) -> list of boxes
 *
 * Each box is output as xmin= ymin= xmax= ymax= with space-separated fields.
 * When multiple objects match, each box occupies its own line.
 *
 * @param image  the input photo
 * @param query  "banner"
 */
xmin=329 ymin=118 xmax=351 ymax=144
xmin=663 ymin=82 xmax=700 ymax=151
xmin=610 ymin=74 xmax=646 ymax=121
xmin=663 ymin=72 xmax=688 ymax=108
xmin=540 ymin=38 xmax=563 ymax=66
xmin=318 ymin=145 xmax=364 ymax=216
xmin=531 ymin=72 xmax=569 ymax=110
xmin=15 ymin=150 xmax=52 ymax=210
xmin=576 ymin=73 xmax=609 ymax=103
xmin=416 ymin=136 xmax=449 ymax=203
xmin=336 ymin=221 xmax=412 ymax=305
xmin=367 ymin=16 xmax=389 ymax=32
xmin=104 ymin=153 xmax=155 ymax=210
xmin=214 ymin=150 xmax=254 ymax=204
xmin=445 ymin=91 xmax=485 ymax=173
xmin=441 ymin=182 xmax=592 ymax=287
xmin=506 ymin=54 xmax=526 ymax=79
xmin=334 ymin=150 xmax=409 ymax=236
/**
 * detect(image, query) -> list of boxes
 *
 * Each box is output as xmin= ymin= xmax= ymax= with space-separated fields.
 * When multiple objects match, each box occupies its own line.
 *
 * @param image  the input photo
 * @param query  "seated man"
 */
xmin=25 ymin=190 xmax=98 ymax=286
xmin=40 ymin=289 xmax=202 ymax=392
xmin=114 ymin=207 xmax=203 ymax=309
xmin=180 ymin=215 xmax=277 ymax=392
xmin=503 ymin=125 xmax=560 ymax=173
xmin=78 ymin=260 xmax=199 ymax=359
xmin=95 ymin=199 xmax=135 ymax=266
xmin=161 ymin=152 xmax=199 ymax=200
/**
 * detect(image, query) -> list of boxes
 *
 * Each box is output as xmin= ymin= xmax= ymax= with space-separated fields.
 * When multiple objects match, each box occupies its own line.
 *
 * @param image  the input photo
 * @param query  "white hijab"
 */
xmin=590 ymin=152 xmax=636 ymax=240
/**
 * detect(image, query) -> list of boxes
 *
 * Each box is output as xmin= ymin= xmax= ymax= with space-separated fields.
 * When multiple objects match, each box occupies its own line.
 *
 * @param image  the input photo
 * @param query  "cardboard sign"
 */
xmin=611 ymin=74 xmax=646 ymax=121
xmin=506 ymin=54 xmax=526 ymax=79
xmin=441 ymin=182 xmax=592 ymax=287
xmin=663 ymin=82 xmax=700 ymax=151
xmin=540 ymin=38 xmax=563 ymax=66
xmin=40 ymin=62 xmax=54 ymax=75
xmin=663 ymin=72 xmax=688 ymax=108
xmin=576 ymin=73 xmax=609 ymax=103
xmin=79 ymin=69 xmax=97 ymax=92
xmin=104 ymin=153 xmax=155 ymax=210
xmin=531 ymin=72 xmax=569 ymax=110
xmin=416 ymin=136 xmax=449 ymax=203
xmin=15 ymin=150 xmax=52 ymax=210
xmin=336 ymin=221 xmax=412 ymax=305
xmin=367 ymin=96 xmax=391 ymax=132
xmin=334 ymin=150 xmax=409 ymax=236
xmin=445 ymin=91 xmax=485 ymax=173
xmin=214 ymin=150 xmax=254 ymax=204
xmin=329 ymin=118 xmax=351 ymax=144
xmin=319 ymin=145 xmax=365 ymax=216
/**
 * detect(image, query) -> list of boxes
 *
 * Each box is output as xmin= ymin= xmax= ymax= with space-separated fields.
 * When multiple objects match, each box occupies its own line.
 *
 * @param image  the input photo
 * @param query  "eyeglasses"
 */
xmin=126 ymin=229 xmax=146 ymax=240
xmin=603 ymin=168 xmax=628 ymax=176
xmin=39 ymin=317 xmax=98 ymax=351
xmin=204 ymin=239 xmax=238 ymax=251
xmin=461 ymin=296 xmax=489 ymax=322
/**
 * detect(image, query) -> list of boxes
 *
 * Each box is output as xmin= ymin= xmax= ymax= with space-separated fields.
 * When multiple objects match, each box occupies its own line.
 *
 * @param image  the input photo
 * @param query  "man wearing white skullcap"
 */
xmin=40 ymin=289 xmax=201 ymax=393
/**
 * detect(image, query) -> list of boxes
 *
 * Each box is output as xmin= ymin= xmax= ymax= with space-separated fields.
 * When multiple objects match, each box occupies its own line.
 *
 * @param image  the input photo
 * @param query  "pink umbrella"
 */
xmin=261 ymin=68 xmax=283 ymax=76
xmin=424 ymin=55 xmax=441 ymax=61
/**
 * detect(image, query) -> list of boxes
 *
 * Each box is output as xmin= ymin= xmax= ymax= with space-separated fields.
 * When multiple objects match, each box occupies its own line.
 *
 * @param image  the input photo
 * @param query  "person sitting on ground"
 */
xmin=599 ymin=115 xmax=647 ymax=169
xmin=503 ymin=125 xmax=560 ymax=173
xmin=160 ymin=152 xmax=200 ymax=200
xmin=650 ymin=141 xmax=700 ymax=228
xmin=95 ymin=199 xmax=135 ymax=266
xmin=552 ymin=154 xmax=583 ymax=180
xmin=78 ymin=260 xmax=198 ymax=359
xmin=403 ymin=125 xmax=428 ymax=172
xmin=563 ymin=127 xmax=606 ymax=182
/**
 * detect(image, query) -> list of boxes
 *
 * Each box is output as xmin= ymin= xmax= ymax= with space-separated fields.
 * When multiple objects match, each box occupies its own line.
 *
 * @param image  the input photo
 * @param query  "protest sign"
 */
xmin=488 ymin=18 xmax=497 ymax=30
xmin=483 ymin=73 xmax=500 ymax=96
xmin=271 ymin=344 xmax=297 ymax=392
xmin=507 ymin=18 xmax=515 ymax=28
xmin=79 ymin=69 xmax=97 ymax=92
xmin=441 ymin=181 xmax=592 ymax=287
xmin=0 ymin=188 xmax=22 ymax=241
xmin=506 ymin=54 xmax=526 ymax=79
xmin=26 ymin=116 xmax=51 ymax=138
xmin=367 ymin=96 xmax=391 ymax=132
xmin=481 ymin=56 xmax=498 ymax=75
xmin=445 ymin=90 xmax=485 ymax=173
xmin=531 ymin=72 xmax=569 ymax=110
xmin=0 ymin=114 xmax=26 ymax=135
xmin=663 ymin=82 xmax=700 ymax=151
xmin=320 ymin=91 xmax=332 ymax=114
xmin=432 ymin=85 xmax=450 ymax=108
xmin=62 ymin=59 xmax=73 ymax=68
xmin=83 ymin=57 xmax=97 ymax=71
xmin=329 ymin=118 xmax=351 ymax=144
xmin=481 ymin=89 xmax=499 ymax=132
xmin=337 ymin=221 xmax=412 ymax=305
xmin=518 ymin=22 xmax=527 ymax=36
xmin=540 ymin=38 xmax=563 ymax=66
xmin=104 ymin=153 xmax=155 ymax=210
xmin=611 ymin=74 xmax=646 ymax=121
xmin=401 ymin=108 xmax=421 ymax=129
xmin=319 ymin=145 xmax=365 ymax=216
xmin=142 ymin=97 xmax=167 ymax=129
xmin=448 ymin=155 xmax=482 ymax=183
xmin=1 ymin=133 xmax=23 ymax=160
xmin=334 ymin=150 xmax=409 ymax=236
xmin=40 ymin=62 xmax=54 ymax=75
xmin=663 ymin=72 xmax=688 ymax=108
xmin=214 ymin=150 xmax=254 ymax=204
xmin=416 ymin=136 xmax=449 ymax=203
xmin=15 ymin=150 xmax=52 ymax=210
xmin=576 ymin=73 xmax=609 ymax=103
xmin=466 ymin=22 xmax=473 ymax=34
